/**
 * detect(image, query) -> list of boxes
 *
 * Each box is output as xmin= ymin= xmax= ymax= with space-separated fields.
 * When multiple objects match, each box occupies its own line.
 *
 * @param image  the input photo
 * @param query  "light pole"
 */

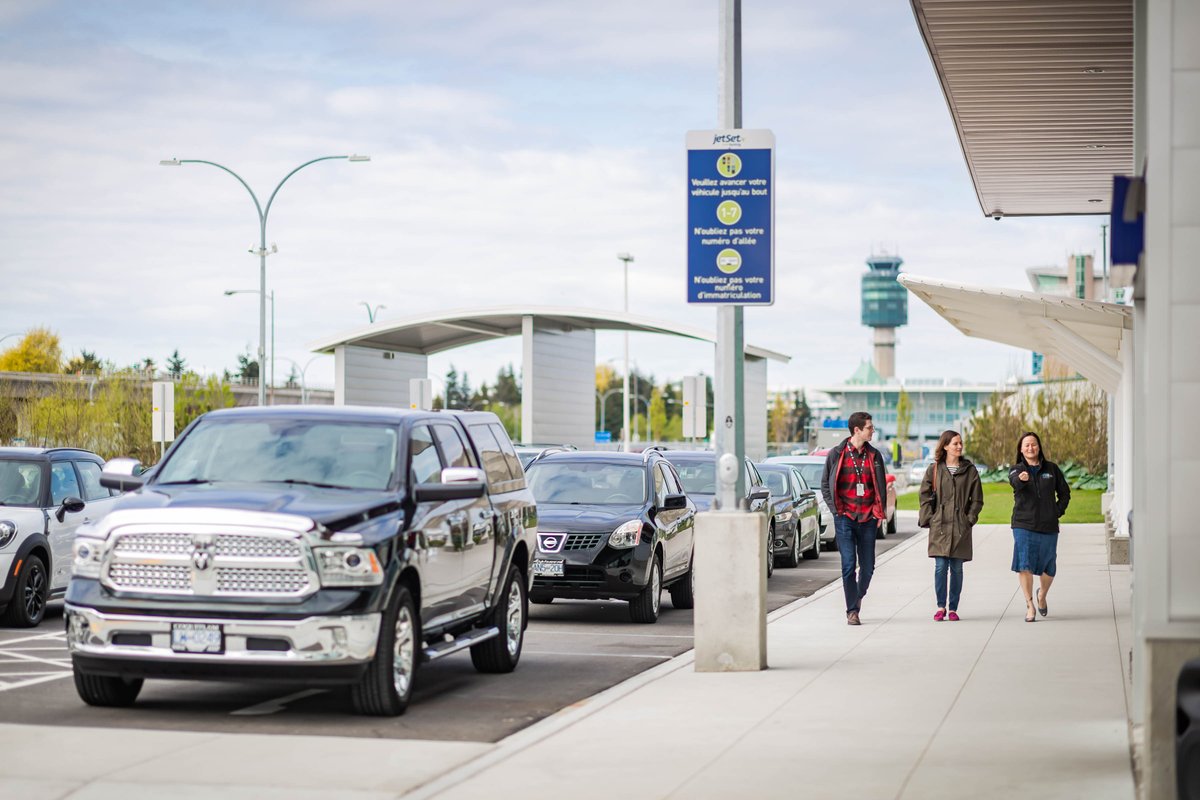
xmin=361 ymin=302 xmax=386 ymax=323
xmin=0 ymin=333 xmax=20 ymax=350
xmin=225 ymin=289 xmax=274 ymax=403
xmin=161 ymin=154 xmax=370 ymax=405
xmin=617 ymin=252 xmax=634 ymax=450
xmin=596 ymin=386 xmax=624 ymax=432
xmin=274 ymin=353 xmax=328 ymax=404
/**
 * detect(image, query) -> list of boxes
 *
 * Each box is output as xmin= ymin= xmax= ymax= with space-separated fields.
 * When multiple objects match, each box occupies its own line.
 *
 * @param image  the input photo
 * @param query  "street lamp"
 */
xmin=225 ymin=289 xmax=274 ymax=403
xmin=274 ymin=353 xmax=328 ymax=404
xmin=161 ymin=154 xmax=370 ymax=405
xmin=360 ymin=302 xmax=386 ymax=323
xmin=617 ymin=252 xmax=634 ymax=450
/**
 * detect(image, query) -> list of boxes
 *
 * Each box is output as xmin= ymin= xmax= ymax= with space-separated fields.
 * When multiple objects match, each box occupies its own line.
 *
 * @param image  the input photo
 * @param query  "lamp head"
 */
xmin=347 ymin=154 xmax=371 ymax=162
xmin=159 ymin=159 xmax=181 ymax=166
xmin=617 ymin=252 xmax=634 ymax=264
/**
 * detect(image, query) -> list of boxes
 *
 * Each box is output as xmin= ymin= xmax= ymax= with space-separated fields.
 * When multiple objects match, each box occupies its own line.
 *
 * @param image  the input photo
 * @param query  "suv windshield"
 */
xmin=527 ymin=462 xmax=646 ymax=504
xmin=670 ymin=460 xmax=716 ymax=496
xmin=155 ymin=419 xmax=399 ymax=490
xmin=0 ymin=460 xmax=43 ymax=507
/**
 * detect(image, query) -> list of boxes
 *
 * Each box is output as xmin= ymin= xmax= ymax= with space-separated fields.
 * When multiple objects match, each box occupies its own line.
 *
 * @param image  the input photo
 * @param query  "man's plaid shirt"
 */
xmin=836 ymin=444 xmax=879 ymax=523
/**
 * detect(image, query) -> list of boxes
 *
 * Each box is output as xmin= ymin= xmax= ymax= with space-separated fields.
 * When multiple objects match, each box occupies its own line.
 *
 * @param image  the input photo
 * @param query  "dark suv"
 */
xmin=524 ymin=450 xmax=695 ymax=623
xmin=0 ymin=447 xmax=120 ymax=627
xmin=65 ymin=407 xmax=536 ymax=716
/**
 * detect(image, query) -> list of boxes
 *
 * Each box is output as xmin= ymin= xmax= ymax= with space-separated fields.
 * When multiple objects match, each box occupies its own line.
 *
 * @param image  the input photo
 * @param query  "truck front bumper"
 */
xmin=65 ymin=603 xmax=382 ymax=669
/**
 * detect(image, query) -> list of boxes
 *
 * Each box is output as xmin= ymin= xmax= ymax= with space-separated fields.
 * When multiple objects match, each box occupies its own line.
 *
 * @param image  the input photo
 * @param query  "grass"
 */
xmin=896 ymin=482 xmax=1103 ymax=524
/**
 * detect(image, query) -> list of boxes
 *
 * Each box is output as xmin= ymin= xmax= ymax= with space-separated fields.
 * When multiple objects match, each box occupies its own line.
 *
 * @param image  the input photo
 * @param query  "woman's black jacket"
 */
xmin=1008 ymin=459 xmax=1071 ymax=533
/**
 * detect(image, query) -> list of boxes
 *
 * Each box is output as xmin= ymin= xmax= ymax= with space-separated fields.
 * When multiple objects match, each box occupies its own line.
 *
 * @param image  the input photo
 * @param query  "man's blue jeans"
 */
xmin=934 ymin=557 xmax=964 ymax=611
xmin=835 ymin=516 xmax=878 ymax=613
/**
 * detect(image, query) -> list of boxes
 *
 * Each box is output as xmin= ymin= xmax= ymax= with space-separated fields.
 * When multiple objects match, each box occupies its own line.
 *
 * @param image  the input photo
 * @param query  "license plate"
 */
xmin=532 ymin=558 xmax=564 ymax=578
xmin=171 ymin=622 xmax=224 ymax=654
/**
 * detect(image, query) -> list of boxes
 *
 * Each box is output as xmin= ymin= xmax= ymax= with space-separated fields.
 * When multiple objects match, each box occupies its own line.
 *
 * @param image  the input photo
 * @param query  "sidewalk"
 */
xmin=0 ymin=519 xmax=1135 ymax=800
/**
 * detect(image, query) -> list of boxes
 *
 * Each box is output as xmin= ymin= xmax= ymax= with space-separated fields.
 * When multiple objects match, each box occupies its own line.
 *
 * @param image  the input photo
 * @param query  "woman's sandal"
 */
xmin=1024 ymin=599 xmax=1037 ymax=623
xmin=1036 ymin=589 xmax=1048 ymax=617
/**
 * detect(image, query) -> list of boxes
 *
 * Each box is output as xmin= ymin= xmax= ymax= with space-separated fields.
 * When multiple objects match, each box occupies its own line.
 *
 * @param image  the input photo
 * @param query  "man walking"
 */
xmin=821 ymin=412 xmax=888 ymax=625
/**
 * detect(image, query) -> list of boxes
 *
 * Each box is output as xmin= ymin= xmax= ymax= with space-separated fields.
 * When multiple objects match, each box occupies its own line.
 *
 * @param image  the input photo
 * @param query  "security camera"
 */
xmin=993 ymin=214 xmax=1002 ymax=221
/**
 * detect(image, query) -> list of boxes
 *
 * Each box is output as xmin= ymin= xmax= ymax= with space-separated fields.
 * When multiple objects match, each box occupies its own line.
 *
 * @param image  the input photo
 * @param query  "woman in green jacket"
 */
xmin=919 ymin=430 xmax=984 ymax=621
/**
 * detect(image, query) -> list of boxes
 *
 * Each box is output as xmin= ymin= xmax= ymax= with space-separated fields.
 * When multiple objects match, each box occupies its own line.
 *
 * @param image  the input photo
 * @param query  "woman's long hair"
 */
xmin=1014 ymin=431 xmax=1045 ymax=466
xmin=933 ymin=430 xmax=960 ymax=463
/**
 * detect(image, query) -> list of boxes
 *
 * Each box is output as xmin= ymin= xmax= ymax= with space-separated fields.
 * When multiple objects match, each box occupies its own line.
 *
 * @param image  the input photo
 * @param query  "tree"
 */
xmin=64 ymin=350 xmax=103 ymax=375
xmin=896 ymin=388 xmax=913 ymax=441
xmin=649 ymin=388 xmax=668 ymax=441
xmin=236 ymin=351 xmax=259 ymax=381
xmin=791 ymin=390 xmax=811 ymax=442
xmin=166 ymin=350 xmax=187 ymax=379
xmin=494 ymin=364 xmax=520 ymax=405
xmin=0 ymin=327 xmax=63 ymax=373
xmin=769 ymin=393 xmax=790 ymax=445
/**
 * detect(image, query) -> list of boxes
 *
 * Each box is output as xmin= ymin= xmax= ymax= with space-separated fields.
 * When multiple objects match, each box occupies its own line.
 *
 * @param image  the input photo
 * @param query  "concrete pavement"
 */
xmin=0 ymin=516 xmax=1135 ymax=799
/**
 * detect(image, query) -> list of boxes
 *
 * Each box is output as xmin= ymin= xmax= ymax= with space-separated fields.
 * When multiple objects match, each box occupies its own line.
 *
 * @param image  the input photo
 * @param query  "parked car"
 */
xmin=908 ymin=458 xmax=933 ymax=486
xmin=65 ymin=406 xmax=536 ymax=716
xmin=524 ymin=450 xmax=695 ymax=623
xmin=763 ymin=455 xmax=834 ymax=549
xmin=657 ymin=450 xmax=775 ymax=579
xmin=754 ymin=463 xmax=821 ymax=566
xmin=0 ymin=447 xmax=121 ymax=627
xmin=775 ymin=451 xmax=898 ymax=539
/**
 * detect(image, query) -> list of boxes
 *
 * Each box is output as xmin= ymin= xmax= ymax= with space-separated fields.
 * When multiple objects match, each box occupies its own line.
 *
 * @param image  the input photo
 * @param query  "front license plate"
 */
xmin=171 ymin=623 xmax=224 ymax=654
xmin=531 ymin=558 xmax=564 ymax=578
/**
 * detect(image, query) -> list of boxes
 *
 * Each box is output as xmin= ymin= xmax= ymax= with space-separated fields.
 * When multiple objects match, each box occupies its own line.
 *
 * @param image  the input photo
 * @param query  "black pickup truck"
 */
xmin=64 ymin=406 xmax=537 ymax=716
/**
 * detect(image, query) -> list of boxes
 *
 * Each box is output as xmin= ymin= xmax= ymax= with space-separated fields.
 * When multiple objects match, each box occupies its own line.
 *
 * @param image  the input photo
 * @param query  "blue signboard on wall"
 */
xmin=686 ymin=129 xmax=774 ymax=305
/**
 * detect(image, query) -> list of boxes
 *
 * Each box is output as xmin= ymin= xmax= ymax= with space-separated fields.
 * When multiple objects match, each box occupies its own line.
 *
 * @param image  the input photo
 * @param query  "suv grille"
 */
xmin=563 ymin=533 xmax=604 ymax=551
xmin=102 ymin=529 xmax=316 ymax=599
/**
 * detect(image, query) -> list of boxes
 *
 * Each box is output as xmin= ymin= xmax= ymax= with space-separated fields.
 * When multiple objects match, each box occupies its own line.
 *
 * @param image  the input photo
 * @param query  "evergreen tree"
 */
xmin=166 ymin=350 xmax=187 ymax=379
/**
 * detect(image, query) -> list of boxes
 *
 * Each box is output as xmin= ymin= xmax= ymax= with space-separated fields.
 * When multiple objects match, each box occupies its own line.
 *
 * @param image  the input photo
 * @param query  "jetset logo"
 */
xmin=712 ymin=133 xmax=742 ymax=145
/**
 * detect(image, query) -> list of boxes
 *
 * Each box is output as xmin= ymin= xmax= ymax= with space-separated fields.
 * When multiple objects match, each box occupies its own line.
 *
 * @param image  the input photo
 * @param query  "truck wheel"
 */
xmin=668 ymin=553 xmax=695 ymax=609
xmin=73 ymin=669 xmax=143 ymax=707
xmin=351 ymin=584 xmax=418 ymax=716
xmin=1 ymin=554 xmax=48 ymax=628
xmin=471 ymin=564 xmax=526 ymax=673
xmin=628 ymin=556 xmax=662 ymax=623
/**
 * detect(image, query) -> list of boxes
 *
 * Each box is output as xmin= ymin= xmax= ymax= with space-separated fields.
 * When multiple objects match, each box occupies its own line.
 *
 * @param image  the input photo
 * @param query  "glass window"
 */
xmin=0 ymin=460 xmax=43 ymax=507
xmin=409 ymin=425 xmax=444 ymax=485
xmin=467 ymin=424 xmax=514 ymax=486
xmin=433 ymin=424 xmax=474 ymax=469
xmin=762 ymin=470 xmax=788 ymax=497
xmin=490 ymin=424 xmax=525 ymax=483
xmin=50 ymin=462 xmax=81 ymax=505
xmin=75 ymin=461 xmax=111 ymax=501
xmin=791 ymin=468 xmax=810 ymax=493
xmin=672 ymin=460 xmax=715 ymax=495
xmin=653 ymin=464 xmax=668 ymax=506
xmin=527 ymin=462 xmax=646 ymax=505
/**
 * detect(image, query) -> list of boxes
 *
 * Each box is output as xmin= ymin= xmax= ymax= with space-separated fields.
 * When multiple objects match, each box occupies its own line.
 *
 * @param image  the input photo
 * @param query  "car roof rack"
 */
xmin=527 ymin=446 xmax=575 ymax=466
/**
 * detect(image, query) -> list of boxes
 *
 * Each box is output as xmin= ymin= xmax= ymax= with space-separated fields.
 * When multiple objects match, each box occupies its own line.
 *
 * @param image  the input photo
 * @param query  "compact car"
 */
xmin=524 ymin=450 xmax=695 ymax=623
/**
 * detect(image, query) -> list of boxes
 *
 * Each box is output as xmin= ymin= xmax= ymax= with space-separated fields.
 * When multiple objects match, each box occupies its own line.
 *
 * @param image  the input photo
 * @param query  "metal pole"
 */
xmin=715 ymin=0 xmax=745 ymax=510
xmin=268 ymin=291 xmax=275 ymax=406
xmin=1101 ymin=223 xmax=1109 ymax=301
xmin=618 ymin=253 xmax=634 ymax=450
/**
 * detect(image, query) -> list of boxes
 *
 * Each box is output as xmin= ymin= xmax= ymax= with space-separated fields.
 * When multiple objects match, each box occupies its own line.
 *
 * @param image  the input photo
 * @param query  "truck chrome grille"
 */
xmin=102 ymin=528 xmax=316 ymax=600
xmin=216 ymin=567 xmax=310 ymax=595
xmin=107 ymin=563 xmax=192 ymax=591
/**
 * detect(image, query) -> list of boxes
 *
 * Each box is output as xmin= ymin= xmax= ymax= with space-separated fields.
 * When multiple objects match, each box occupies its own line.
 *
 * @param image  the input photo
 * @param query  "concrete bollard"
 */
xmin=694 ymin=509 xmax=767 ymax=672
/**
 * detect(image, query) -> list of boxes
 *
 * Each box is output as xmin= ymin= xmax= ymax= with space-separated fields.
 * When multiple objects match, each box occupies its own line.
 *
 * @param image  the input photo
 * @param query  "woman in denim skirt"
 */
xmin=919 ymin=430 xmax=983 ymax=621
xmin=1008 ymin=432 xmax=1071 ymax=622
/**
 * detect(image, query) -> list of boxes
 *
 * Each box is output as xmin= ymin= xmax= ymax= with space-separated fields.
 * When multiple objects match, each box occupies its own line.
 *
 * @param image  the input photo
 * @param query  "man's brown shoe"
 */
xmin=847 ymin=611 xmax=861 ymax=626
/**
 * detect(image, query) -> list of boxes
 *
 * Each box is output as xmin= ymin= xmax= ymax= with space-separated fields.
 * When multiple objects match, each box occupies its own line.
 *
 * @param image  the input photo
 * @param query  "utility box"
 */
xmin=151 ymin=382 xmax=175 ymax=443
xmin=681 ymin=375 xmax=707 ymax=440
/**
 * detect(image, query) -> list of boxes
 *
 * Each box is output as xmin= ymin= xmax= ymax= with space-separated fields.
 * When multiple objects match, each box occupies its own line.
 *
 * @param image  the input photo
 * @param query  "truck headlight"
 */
xmin=0 ymin=521 xmax=16 ymax=550
xmin=608 ymin=520 xmax=642 ymax=549
xmin=315 ymin=546 xmax=383 ymax=587
xmin=72 ymin=537 xmax=104 ymax=578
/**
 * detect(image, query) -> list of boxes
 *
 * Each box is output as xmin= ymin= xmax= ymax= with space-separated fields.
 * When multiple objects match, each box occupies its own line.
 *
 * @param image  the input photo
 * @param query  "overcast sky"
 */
xmin=0 ymin=1 xmax=1107 ymax=395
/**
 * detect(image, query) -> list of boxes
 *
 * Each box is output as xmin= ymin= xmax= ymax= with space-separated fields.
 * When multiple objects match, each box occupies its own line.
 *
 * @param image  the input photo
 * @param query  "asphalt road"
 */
xmin=0 ymin=522 xmax=918 ymax=743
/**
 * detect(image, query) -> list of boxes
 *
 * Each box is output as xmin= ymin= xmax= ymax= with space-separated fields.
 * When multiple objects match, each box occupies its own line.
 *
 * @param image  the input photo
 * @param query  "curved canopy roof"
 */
xmin=308 ymin=306 xmax=789 ymax=363
xmin=899 ymin=273 xmax=1132 ymax=392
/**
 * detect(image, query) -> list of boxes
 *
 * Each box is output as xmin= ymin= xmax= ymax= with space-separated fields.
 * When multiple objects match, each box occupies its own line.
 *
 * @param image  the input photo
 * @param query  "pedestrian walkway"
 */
xmin=0 ymin=519 xmax=1135 ymax=800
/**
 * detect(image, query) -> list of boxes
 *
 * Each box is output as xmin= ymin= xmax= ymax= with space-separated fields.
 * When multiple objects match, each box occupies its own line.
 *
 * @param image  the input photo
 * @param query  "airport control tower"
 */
xmin=861 ymin=252 xmax=908 ymax=380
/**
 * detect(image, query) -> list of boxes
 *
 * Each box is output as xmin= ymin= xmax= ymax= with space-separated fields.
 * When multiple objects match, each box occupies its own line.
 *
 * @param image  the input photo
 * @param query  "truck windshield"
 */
xmin=155 ymin=419 xmax=398 ymax=490
xmin=526 ymin=462 xmax=646 ymax=505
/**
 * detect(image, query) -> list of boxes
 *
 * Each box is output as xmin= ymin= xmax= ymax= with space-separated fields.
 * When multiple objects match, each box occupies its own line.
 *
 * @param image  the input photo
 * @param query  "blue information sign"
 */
xmin=686 ymin=129 xmax=774 ymax=305
xmin=594 ymin=431 xmax=612 ymax=443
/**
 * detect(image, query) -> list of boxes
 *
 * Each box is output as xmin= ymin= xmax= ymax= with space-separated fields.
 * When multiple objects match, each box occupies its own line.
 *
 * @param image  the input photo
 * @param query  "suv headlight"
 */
xmin=72 ymin=537 xmax=104 ymax=578
xmin=608 ymin=520 xmax=642 ymax=549
xmin=0 ymin=520 xmax=16 ymax=549
xmin=314 ymin=546 xmax=383 ymax=587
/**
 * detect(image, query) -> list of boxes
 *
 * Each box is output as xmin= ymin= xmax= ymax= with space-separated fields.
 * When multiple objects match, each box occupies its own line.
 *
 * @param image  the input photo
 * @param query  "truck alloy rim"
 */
xmin=505 ymin=581 xmax=523 ymax=657
xmin=24 ymin=562 xmax=46 ymax=620
xmin=392 ymin=605 xmax=415 ymax=696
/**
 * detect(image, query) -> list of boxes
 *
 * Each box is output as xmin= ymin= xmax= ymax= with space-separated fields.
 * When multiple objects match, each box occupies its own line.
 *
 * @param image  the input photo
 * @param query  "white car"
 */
xmin=0 ymin=447 xmax=120 ymax=627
